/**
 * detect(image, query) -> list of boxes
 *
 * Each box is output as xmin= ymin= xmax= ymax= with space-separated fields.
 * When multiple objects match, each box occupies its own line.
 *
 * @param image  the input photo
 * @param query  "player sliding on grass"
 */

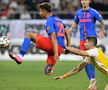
xmin=8 ymin=3 xmax=70 ymax=75
xmin=54 ymin=37 xmax=108 ymax=90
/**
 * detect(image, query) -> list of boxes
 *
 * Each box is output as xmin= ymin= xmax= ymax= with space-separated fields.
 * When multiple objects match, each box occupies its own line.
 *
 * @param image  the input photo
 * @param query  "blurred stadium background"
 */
xmin=0 ymin=0 xmax=108 ymax=90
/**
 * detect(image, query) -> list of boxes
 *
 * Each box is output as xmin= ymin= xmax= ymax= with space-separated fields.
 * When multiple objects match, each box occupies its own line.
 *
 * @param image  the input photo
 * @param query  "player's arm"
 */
xmin=94 ymin=10 xmax=105 ymax=38
xmin=68 ymin=12 xmax=79 ymax=34
xmin=65 ymin=22 xmax=78 ymax=50
xmin=64 ymin=29 xmax=71 ymax=47
xmin=47 ymin=22 xmax=59 ymax=61
xmin=54 ymin=62 xmax=87 ymax=80
xmin=98 ymin=20 xmax=105 ymax=38
xmin=64 ymin=29 xmax=71 ymax=54
xmin=50 ymin=32 xmax=59 ymax=61
xmin=66 ymin=47 xmax=89 ymax=56
xmin=68 ymin=22 xmax=78 ymax=34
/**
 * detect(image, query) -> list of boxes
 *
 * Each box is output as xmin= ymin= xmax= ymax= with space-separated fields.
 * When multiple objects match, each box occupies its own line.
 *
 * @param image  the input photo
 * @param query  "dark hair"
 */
xmin=38 ymin=3 xmax=52 ymax=12
xmin=87 ymin=37 xmax=97 ymax=46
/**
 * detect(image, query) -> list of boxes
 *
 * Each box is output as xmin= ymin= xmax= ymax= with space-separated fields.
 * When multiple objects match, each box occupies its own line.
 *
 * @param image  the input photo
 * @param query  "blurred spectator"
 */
xmin=20 ymin=9 xmax=31 ymax=19
xmin=0 ymin=3 xmax=9 ymax=19
xmin=0 ymin=0 xmax=108 ymax=19
xmin=50 ymin=0 xmax=60 ymax=11
xmin=9 ymin=0 xmax=18 ymax=9
xmin=2 ymin=0 xmax=9 ymax=4
xmin=8 ymin=0 xmax=18 ymax=19
xmin=17 ymin=0 xmax=25 ymax=13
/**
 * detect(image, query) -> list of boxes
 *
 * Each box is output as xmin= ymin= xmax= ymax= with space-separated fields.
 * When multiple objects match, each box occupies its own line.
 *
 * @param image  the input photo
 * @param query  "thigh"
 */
xmin=27 ymin=32 xmax=37 ymax=44
xmin=36 ymin=34 xmax=53 ymax=52
xmin=46 ymin=46 xmax=64 ymax=65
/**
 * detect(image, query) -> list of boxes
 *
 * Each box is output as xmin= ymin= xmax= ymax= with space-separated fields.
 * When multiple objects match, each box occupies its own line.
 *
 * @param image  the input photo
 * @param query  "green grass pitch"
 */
xmin=0 ymin=61 xmax=108 ymax=90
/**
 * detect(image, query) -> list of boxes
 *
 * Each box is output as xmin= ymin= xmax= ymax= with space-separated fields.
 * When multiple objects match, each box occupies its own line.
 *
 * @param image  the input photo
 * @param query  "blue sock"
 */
xmin=85 ymin=63 xmax=95 ymax=80
xmin=19 ymin=37 xmax=31 ymax=57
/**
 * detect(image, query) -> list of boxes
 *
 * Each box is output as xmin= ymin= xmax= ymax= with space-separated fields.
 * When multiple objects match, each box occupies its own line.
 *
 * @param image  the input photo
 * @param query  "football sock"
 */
xmin=19 ymin=37 xmax=31 ymax=57
xmin=91 ymin=78 xmax=96 ymax=81
xmin=85 ymin=63 xmax=95 ymax=80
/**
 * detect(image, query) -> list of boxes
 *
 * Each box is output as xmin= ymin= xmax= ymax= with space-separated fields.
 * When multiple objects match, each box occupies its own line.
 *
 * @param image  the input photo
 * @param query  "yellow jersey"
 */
xmin=84 ymin=48 xmax=108 ymax=77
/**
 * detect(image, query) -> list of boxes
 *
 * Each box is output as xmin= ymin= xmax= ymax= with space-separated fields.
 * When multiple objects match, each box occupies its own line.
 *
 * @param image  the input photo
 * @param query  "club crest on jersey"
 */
xmin=47 ymin=27 xmax=50 ymax=31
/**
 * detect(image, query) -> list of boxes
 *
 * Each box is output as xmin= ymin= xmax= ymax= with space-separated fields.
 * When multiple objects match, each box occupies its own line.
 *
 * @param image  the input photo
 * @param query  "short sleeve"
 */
xmin=74 ymin=12 xmax=79 ymax=24
xmin=93 ymin=9 xmax=103 ymax=22
xmin=86 ymin=48 xmax=98 ymax=57
xmin=46 ymin=22 xmax=55 ymax=35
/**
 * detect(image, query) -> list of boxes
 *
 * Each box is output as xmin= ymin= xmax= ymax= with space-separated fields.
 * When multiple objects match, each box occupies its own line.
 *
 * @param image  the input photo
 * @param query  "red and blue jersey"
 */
xmin=74 ymin=7 xmax=103 ymax=40
xmin=45 ymin=15 xmax=65 ymax=48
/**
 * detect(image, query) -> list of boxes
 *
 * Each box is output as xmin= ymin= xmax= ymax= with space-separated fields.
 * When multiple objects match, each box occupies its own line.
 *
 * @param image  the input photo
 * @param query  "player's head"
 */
xmin=85 ymin=37 xmax=97 ymax=49
xmin=38 ymin=3 xmax=52 ymax=18
xmin=80 ymin=0 xmax=91 ymax=9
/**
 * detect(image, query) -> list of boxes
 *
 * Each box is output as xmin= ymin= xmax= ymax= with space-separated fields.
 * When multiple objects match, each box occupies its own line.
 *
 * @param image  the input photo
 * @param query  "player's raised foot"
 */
xmin=9 ymin=53 xmax=23 ymax=64
xmin=44 ymin=64 xmax=54 ymax=75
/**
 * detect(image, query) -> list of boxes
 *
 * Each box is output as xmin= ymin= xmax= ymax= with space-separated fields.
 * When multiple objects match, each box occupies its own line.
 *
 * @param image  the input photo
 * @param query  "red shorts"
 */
xmin=80 ymin=40 xmax=86 ymax=51
xmin=36 ymin=34 xmax=64 ymax=65
xmin=80 ymin=40 xmax=86 ymax=60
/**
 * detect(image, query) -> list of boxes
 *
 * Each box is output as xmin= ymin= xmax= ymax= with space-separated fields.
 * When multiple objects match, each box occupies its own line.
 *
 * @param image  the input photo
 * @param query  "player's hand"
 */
xmin=53 ymin=76 xmax=64 ymax=80
xmin=98 ymin=31 xmax=104 ymax=39
xmin=64 ymin=49 xmax=70 ymax=54
xmin=66 ymin=46 xmax=71 ymax=51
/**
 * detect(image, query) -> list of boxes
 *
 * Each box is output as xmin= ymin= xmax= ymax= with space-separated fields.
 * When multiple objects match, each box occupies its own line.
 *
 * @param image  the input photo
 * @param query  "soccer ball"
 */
xmin=0 ymin=36 xmax=10 ymax=48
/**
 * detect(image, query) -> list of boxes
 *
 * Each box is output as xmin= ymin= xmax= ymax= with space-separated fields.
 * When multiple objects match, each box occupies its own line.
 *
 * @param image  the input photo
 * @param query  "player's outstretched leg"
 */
xmin=9 ymin=32 xmax=36 ymax=64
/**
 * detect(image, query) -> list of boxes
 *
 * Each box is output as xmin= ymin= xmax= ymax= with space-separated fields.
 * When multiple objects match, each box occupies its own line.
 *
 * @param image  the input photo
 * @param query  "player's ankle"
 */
xmin=17 ymin=54 xmax=23 ymax=62
xmin=90 ymin=78 xmax=96 ymax=83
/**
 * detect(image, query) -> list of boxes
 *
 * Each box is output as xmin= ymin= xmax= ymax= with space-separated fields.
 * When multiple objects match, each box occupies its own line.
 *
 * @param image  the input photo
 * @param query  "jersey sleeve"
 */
xmin=93 ymin=9 xmax=103 ymax=22
xmin=74 ymin=12 xmax=79 ymax=24
xmin=46 ymin=22 xmax=55 ymax=35
xmin=86 ymin=48 xmax=98 ymax=57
